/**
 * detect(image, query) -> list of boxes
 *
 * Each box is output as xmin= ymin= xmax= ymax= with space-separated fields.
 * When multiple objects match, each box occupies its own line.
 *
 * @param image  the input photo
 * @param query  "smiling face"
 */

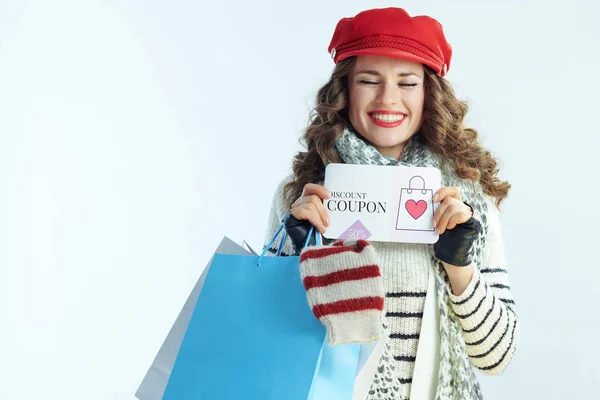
xmin=348 ymin=55 xmax=425 ymax=160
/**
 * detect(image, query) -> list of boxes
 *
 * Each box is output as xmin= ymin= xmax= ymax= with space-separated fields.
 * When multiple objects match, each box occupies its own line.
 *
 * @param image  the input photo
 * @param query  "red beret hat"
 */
xmin=327 ymin=7 xmax=453 ymax=77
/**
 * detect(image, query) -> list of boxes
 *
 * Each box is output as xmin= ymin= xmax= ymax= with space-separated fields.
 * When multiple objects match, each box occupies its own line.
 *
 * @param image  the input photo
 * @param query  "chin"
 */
xmin=352 ymin=120 xmax=415 ymax=147
xmin=364 ymin=134 xmax=410 ymax=148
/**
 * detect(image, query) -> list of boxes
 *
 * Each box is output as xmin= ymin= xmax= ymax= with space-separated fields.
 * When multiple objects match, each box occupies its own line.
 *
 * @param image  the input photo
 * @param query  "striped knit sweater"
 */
xmin=263 ymin=175 xmax=519 ymax=399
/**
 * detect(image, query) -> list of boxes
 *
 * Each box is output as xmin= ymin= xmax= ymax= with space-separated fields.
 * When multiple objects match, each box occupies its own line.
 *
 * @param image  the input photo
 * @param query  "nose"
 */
xmin=375 ymin=81 xmax=398 ymax=105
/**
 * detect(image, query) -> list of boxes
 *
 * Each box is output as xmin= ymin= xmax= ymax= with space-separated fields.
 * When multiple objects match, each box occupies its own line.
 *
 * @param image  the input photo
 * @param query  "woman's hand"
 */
xmin=432 ymin=186 xmax=473 ymax=235
xmin=283 ymin=184 xmax=331 ymax=254
xmin=290 ymin=183 xmax=331 ymax=234
xmin=432 ymin=186 xmax=481 ymax=268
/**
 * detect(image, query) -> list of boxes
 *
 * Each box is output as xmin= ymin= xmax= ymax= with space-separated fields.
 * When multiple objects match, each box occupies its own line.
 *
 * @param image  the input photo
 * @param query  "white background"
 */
xmin=1 ymin=0 xmax=598 ymax=399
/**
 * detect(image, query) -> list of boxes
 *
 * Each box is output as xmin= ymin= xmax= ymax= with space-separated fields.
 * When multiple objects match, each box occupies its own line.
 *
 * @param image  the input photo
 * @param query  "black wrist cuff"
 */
xmin=283 ymin=210 xmax=316 ymax=255
xmin=433 ymin=216 xmax=481 ymax=267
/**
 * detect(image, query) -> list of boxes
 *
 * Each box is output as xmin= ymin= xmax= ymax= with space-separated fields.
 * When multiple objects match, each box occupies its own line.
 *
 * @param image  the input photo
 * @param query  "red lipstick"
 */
xmin=368 ymin=110 xmax=407 ymax=128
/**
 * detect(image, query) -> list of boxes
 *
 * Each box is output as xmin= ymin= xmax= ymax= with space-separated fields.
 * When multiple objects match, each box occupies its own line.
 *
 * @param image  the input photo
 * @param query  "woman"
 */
xmin=263 ymin=7 xmax=519 ymax=400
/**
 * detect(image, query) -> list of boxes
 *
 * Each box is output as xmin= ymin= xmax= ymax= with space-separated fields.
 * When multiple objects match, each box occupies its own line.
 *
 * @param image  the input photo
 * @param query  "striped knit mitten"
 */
xmin=299 ymin=239 xmax=384 ymax=345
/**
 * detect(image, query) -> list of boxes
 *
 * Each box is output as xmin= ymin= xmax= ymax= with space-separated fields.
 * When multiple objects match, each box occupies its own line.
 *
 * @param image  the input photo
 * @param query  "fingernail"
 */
xmin=432 ymin=219 xmax=436 ymax=228
xmin=433 ymin=194 xmax=439 ymax=202
xmin=325 ymin=217 xmax=330 ymax=226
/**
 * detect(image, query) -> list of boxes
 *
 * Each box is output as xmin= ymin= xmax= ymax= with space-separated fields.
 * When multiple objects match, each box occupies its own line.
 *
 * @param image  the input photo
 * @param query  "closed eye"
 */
xmin=359 ymin=80 xmax=417 ymax=87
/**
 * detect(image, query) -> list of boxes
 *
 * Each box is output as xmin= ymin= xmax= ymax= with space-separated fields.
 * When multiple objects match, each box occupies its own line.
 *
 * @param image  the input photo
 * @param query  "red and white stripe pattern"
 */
xmin=300 ymin=239 xmax=385 ymax=345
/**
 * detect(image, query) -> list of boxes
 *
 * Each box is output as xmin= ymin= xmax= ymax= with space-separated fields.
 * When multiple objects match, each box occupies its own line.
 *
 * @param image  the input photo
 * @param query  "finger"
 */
xmin=302 ymin=183 xmax=332 ymax=200
xmin=291 ymin=203 xmax=327 ymax=234
xmin=291 ymin=205 xmax=326 ymax=234
xmin=292 ymin=194 xmax=321 ymax=207
xmin=433 ymin=186 xmax=462 ymax=203
xmin=446 ymin=212 xmax=470 ymax=231
xmin=433 ymin=196 xmax=465 ymax=228
xmin=433 ymin=198 xmax=451 ymax=228
xmin=437 ymin=202 xmax=467 ymax=234
xmin=436 ymin=208 xmax=456 ymax=235
xmin=313 ymin=197 xmax=331 ymax=227
xmin=304 ymin=194 xmax=331 ymax=227
xmin=292 ymin=194 xmax=330 ymax=227
xmin=294 ymin=193 xmax=332 ymax=226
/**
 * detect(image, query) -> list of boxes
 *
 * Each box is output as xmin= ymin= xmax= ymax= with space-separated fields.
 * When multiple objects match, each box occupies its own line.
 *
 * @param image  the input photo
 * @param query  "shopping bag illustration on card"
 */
xmin=395 ymin=175 xmax=435 ymax=232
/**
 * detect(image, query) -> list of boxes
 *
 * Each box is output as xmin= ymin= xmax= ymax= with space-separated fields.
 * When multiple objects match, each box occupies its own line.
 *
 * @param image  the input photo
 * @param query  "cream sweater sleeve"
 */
xmin=446 ymin=194 xmax=520 ymax=376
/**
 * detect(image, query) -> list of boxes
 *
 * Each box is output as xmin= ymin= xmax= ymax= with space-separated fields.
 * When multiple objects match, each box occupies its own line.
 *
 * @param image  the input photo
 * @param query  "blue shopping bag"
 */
xmin=163 ymin=225 xmax=360 ymax=400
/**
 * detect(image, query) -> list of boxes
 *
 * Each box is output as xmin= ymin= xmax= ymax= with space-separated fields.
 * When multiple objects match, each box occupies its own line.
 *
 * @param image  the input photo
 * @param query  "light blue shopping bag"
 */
xmin=162 ymin=225 xmax=360 ymax=400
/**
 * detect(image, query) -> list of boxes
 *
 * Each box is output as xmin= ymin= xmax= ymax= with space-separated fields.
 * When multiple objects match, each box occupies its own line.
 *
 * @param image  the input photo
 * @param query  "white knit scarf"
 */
xmin=334 ymin=124 xmax=488 ymax=400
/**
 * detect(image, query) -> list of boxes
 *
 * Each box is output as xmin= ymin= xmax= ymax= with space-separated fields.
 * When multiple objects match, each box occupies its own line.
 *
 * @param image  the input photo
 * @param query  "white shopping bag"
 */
xmin=353 ymin=338 xmax=386 ymax=400
xmin=353 ymin=262 xmax=440 ymax=400
xmin=410 ymin=262 xmax=440 ymax=399
xmin=395 ymin=175 xmax=436 ymax=232
xmin=135 ymin=237 xmax=251 ymax=400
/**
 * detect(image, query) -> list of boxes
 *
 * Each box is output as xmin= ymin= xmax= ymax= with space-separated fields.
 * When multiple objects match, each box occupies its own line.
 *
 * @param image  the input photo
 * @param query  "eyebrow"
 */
xmin=354 ymin=70 xmax=422 ymax=78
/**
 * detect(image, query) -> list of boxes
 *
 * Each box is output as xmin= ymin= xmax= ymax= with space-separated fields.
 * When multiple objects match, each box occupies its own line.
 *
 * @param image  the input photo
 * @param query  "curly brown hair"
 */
xmin=283 ymin=56 xmax=510 ymax=210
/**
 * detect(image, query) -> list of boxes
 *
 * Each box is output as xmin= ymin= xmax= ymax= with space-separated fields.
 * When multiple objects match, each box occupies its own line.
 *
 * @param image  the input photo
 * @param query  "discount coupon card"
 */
xmin=323 ymin=163 xmax=442 ymax=244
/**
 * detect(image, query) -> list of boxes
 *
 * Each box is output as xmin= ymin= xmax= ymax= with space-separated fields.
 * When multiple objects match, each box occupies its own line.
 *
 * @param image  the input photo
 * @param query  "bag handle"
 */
xmin=304 ymin=225 xmax=322 ymax=247
xmin=256 ymin=222 xmax=322 ymax=267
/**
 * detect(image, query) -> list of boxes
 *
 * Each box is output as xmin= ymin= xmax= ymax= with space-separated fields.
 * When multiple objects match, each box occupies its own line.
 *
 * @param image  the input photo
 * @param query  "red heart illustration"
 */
xmin=405 ymin=200 xmax=428 ymax=220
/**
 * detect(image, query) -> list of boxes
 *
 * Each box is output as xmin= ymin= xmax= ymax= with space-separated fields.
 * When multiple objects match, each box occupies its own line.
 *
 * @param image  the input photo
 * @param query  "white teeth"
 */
xmin=371 ymin=113 xmax=405 ymax=122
